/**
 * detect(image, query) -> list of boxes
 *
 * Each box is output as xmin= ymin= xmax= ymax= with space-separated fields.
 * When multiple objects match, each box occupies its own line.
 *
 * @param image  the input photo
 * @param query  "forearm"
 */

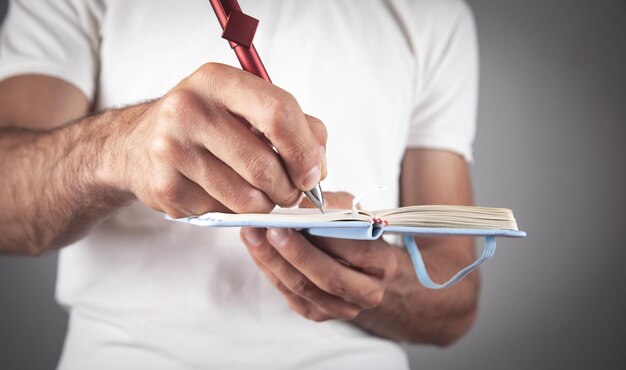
xmin=0 ymin=64 xmax=331 ymax=256
xmin=353 ymin=237 xmax=479 ymax=345
xmin=0 ymin=106 xmax=144 ymax=255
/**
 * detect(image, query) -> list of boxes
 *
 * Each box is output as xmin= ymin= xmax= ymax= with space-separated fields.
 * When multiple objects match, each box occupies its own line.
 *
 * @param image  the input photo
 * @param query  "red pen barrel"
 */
xmin=233 ymin=44 xmax=272 ymax=82
xmin=207 ymin=0 xmax=325 ymax=211
xmin=208 ymin=0 xmax=237 ymax=26
xmin=209 ymin=0 xmax=271 ymax=82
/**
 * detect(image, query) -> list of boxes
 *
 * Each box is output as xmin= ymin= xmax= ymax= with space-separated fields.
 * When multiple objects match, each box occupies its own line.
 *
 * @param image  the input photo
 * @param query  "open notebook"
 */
xmin=170 ymin=205 xmax=526 ymax=289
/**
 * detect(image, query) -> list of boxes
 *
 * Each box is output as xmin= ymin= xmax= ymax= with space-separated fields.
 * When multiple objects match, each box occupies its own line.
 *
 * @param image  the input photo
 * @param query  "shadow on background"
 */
xmin=0 ymin=0 xmax=624 ymax=369
xmin=0 ymin=3 xmax=71 ymax=370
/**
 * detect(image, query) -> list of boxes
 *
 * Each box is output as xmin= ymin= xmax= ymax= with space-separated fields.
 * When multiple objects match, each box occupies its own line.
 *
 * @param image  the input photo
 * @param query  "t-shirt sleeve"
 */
xmin=405 ymin=0 xmax=479 ymax=162
xmin=0 ymin=0 xmax=102 ymax=102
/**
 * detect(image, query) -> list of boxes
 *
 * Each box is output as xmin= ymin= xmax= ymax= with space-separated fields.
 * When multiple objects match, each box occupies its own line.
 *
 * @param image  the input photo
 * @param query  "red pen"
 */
xmin=208 ymin=0 xmax=324 ymax=212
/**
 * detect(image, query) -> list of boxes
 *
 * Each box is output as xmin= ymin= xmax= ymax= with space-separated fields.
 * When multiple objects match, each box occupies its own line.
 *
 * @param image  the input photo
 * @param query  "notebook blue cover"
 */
xmin=169 ymin=211 xmax=526 ymax=289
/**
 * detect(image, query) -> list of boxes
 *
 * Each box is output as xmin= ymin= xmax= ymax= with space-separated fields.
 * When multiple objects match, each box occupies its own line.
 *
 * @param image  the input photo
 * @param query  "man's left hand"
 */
xmin=240 ymin=192 xmax=399 ymax=321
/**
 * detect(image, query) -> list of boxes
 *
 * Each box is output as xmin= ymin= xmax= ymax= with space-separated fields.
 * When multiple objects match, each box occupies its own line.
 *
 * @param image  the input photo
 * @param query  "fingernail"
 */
xmin=268 ymin=228 xmax=289 ymax=247
xmin=302 ymin=165 xmax=321 ymax=191
xmin=243 ymin=228 xmax=264 ymax=247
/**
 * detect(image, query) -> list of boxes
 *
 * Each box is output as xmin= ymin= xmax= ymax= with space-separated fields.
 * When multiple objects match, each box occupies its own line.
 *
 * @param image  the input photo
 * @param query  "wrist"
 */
xmin=93 ymin=103 xmax=150 ymax=198
xmin=81 ymin=107 xmax=140 ymax=202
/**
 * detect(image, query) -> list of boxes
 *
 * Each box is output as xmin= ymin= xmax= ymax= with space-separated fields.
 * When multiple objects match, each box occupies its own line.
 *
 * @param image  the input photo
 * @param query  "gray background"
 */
xmin=0 ymin=0 xmax=625 ymax=369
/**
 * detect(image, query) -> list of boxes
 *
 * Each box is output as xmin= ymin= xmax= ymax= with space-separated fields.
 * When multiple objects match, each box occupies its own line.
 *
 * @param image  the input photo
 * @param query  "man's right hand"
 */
xmin=0 ymin=63 xmax=326 ymax=253
xmin=104 ymin=63 xmax=327 ymax=218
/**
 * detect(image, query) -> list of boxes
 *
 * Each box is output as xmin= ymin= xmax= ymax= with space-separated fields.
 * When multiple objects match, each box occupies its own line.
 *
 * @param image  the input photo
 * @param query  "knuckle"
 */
xmin=308 ymin=115 xmax=328 ymax=143
xmin=152 ymin=178 xmax=183 ymax=204
xmin=307 ymin=114 xmax=323 ymax=126
xmin=324 ymin=269 xmax=348 ymax=296
xmin=361 ymin=289 xmax=384 ymax=309
xmin=255 ymin=240 xmax=278 ymax=262
xmin=198 ymin=62 xmax=228 ymax=80
xmin=290 ymin=141 xmax=318 ymax=167
xmin=246 ymin=154 xmax=279 ymax=188
xmin=198 ymin=62 xmax=219 ymax=74
xmin=149 ymin=136 xmax=178 ymax=160
xmin=352 ymin=245 xmax=373 ymax=268
xmin=339 ymin=308 xmax=360 ymax=321
xmin=273 ymin=280 xmax=292 ymax=296
xmin=229 ymin=188 xmax=255 ymax=213
xmin=306 ymin=310 xmax=329 ymax=322
xmin=159 ymin=89 xmax=196 ymax=120
xmin=278 ymin=189 xmax=301 ymax=208
xmin=385 ymin=256 xmax=399 ymax=282
xmin=287 ymin=300 xmax=330 ymax=322
xmin=164 ymin=208 xmax=186 ymax=219
xmin=290 ymin=244 xmax=310 ymax=266
xmin=264 ymin=93 xmax=300 ymax=132
xmin=196 ymin=63 xmax=234 ymax=97
xmin=299 ymin=306 xmax=315 ymax=321
xmin=318 ymin=121 xmax=328 ymax=142
xmin=229 ymin=188 xmax=272 ymax=214
xmin=287 ymin=300 xmax=305 ymax=314
xmin=291 ymin=276 xmax=315 ymax=297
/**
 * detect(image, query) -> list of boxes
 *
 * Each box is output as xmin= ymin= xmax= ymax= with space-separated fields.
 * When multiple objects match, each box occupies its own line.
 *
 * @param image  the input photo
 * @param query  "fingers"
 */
xmin=172 ymin=149 xmax=275 ymax=214
xmin=300 ymin=191 xmax=396 ymax=280
xmin=263 ymin=228 xmax=385 ymax=309
xmin=138 ymin=62 xmax=329 ymax=216
xmin=242 ymin=228 xmax=360 ymax=321
xmin=147 ymin=167 xmax=230 ymax=218
xmin=189 ymin=107 xmax=301 ymax=208
xmin=148 ymin=88 xmax=301 ymax=213
xmin=147 ymin=105 xmax=276 ymax=214
xmin=186 ymin=63 xmax=327 ymax=192
xmin=298 ymin=189 xmax=392 ymax=278
xmin=312 ymin=236 xmax=399 ymax=282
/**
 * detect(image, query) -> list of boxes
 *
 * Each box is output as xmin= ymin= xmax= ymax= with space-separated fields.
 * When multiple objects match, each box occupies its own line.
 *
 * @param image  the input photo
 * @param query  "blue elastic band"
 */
xmin=403 ymin=235 xmax=496 ymax=289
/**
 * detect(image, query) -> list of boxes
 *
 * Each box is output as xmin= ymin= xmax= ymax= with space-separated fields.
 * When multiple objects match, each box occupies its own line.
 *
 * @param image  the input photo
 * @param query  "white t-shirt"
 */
xmin=0 ymin=1 xmax=478 ymax=369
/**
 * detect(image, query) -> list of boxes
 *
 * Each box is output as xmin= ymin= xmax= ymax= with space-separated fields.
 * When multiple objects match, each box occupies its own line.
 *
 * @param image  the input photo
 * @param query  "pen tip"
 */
xmin=304 ymin=183 xmax=325 ymax=214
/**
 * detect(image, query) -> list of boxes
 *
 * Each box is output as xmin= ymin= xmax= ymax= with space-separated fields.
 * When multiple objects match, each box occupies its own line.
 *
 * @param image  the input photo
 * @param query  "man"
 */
xmin=0 ymin=0 xmax=479 ymax=369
